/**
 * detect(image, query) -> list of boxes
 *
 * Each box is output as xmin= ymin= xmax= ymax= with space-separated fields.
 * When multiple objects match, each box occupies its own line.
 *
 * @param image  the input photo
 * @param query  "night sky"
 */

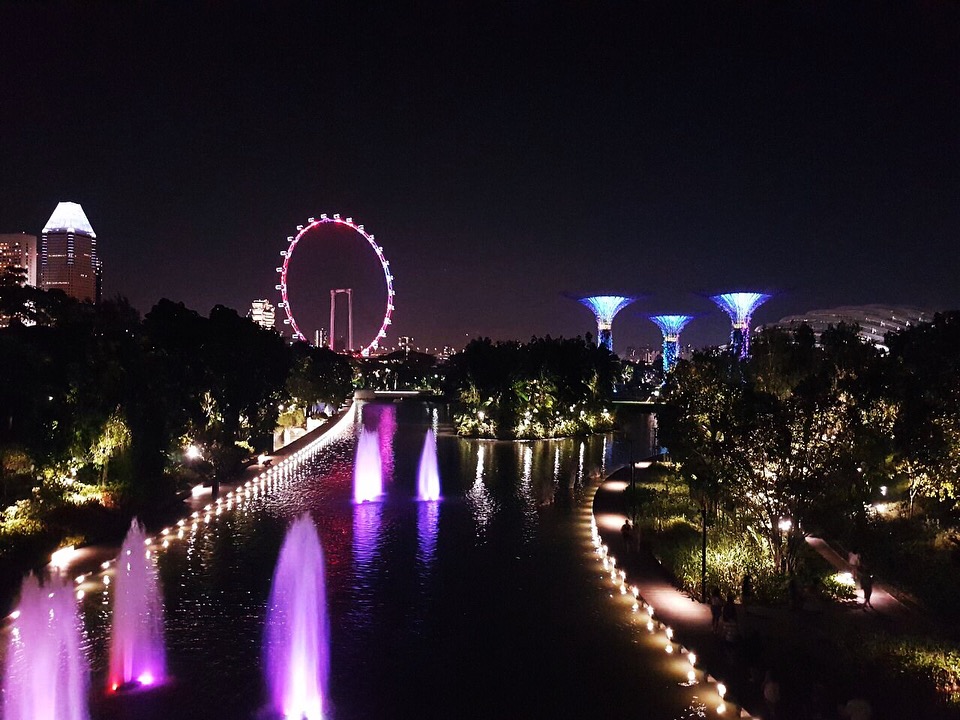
xmin=2 ymin=1 xmax=958 ymax=351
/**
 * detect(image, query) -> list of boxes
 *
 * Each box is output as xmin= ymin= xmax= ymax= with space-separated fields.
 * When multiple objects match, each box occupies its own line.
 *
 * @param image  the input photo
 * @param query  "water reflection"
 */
xmin=352 ymin=502 xmax=382 ymax=578
xmin=578 ymin=440 xmax=586 ymax=485
xmin=416 ymin=501 xmax=439 ymax=567
xmin=602 ymin=435 xmax=609 ymax=476
xmin=518 ymin=445 xmax=538 ymax=542
xmin=71 ymin=402 xmax=668 ymax=720
xmin=466 ymin=444 xmax=497 ymax=538
xmin=553 ymin=445 xmax=561 ymax=488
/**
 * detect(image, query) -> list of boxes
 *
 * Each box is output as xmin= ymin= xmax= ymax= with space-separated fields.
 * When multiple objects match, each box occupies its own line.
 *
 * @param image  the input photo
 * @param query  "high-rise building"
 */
xmin=0 ymin=233 xmax=38 ymax=287
xmin=248 ymin=299 xmax=276 ymax=330
xmin=40 ymin=202 xmax=101 ymax=302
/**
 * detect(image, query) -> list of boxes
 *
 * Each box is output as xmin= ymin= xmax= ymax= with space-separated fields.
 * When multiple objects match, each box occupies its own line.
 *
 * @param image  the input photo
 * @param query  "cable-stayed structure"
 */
xmin=710 ymin=292 xmax=772 ymax=358
xmin=649 ymin=315 xmax=694 ymax=372
xmin=574 ymin=295 xmax=637 ymax=352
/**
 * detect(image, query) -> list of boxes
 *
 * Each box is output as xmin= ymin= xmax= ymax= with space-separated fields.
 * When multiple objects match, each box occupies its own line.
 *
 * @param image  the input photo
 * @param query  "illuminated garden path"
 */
xmin=593 ymin=465 xmax=946 ymax=720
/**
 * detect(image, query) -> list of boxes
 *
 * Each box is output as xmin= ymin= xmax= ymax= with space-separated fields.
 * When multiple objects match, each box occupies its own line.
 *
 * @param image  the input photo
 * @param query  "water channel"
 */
xmin=76 ymin=401 xmax=699 ymax=719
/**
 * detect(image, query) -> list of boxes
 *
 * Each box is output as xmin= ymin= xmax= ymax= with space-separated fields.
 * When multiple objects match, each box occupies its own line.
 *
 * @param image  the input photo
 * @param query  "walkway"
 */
xmin=593 ymin=465 xmax=949 ymax=720
xmin=805 ymin=536 xmax=909 ymax=619
xmin=25 ymin=405 xmax=355 ymax=609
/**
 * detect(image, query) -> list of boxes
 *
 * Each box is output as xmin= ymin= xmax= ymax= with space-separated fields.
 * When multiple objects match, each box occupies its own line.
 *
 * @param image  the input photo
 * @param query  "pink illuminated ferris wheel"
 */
xmin=276 ymin=214 xmax=395 ymax=356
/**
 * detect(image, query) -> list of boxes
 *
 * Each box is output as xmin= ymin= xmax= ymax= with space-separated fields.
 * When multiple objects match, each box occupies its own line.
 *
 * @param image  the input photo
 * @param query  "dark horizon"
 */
xmin=2 ymin=1 xmax=958 ymax=351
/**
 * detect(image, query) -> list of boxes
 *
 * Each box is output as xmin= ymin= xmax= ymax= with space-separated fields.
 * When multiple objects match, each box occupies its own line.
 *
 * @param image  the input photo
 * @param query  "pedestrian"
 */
xmin=741 ymin=572 xmax=753 ymax=606
xmin=709 ymin=586 xmax=723 ymax=632
xmin=860 ymin=572 xmax=874 ymax=609
xmin=721 ymin=592 xmax=739 ymax=643
xmin=762 ymin=669 xmax=781 ymax=720
xmin=848 ymin=549 xmax=861 ymax=579
xmin=620 ymin=519 xmax=634 ymax=551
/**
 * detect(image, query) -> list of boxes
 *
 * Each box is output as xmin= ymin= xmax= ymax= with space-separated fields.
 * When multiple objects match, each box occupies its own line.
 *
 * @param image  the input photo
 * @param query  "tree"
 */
xmin=286 ymin=342 xmax=354 ymax=415
xmin=886 ymin=312 xmax=960 ymax=514
xmin=661 ymin=325 xmax=891 ymax=576
xmin=447 ymin=336 xmax=619 ymax=438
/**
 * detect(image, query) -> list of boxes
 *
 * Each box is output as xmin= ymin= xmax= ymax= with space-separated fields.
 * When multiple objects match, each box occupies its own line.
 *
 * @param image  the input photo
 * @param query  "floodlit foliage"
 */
xmin=447 ymin=336 xmax=619 ymax=439
xmin=661 ymin=324 xmax=893 ymax=573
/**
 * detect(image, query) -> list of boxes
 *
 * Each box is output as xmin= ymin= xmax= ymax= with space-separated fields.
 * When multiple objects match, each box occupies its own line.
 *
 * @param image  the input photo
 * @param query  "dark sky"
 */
xmin=2 ymin=1 xmax=958 ymax=351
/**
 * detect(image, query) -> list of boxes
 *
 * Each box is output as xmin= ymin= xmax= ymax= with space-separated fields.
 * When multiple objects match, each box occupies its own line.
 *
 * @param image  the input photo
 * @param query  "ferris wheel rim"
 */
xmin=276 ymin=214 xmax=395 ymax=356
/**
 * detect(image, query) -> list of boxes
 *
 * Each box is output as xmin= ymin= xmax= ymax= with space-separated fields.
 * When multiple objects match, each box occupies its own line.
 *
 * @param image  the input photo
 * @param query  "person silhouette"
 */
xmin=860 ymin=572 xmax=874 ymax=609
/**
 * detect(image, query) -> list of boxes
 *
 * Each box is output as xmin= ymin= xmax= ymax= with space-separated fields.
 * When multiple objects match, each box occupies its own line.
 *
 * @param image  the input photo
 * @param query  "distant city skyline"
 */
xmin=1 ymin=2 xmax=957 ymax=349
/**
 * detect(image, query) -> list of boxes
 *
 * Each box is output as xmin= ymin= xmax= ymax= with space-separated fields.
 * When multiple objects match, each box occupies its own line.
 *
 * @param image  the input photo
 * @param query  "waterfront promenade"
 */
xmin=35 ymin=406 xmax=354 ymax=603
xmin=593 ymin=464 xmax=951 ymax=720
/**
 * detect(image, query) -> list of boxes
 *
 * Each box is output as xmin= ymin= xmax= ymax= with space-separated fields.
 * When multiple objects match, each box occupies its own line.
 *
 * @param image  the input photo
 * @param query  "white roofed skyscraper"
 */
xmin=649 ymin=315 xmax=694 ymax=372
xmin=710 ymin=292 xmax=772 ymax=358
xmin=40 ymin=202 xmax=101 ymax=302
xmin=574 ymin=295 xmax=637 ymax=353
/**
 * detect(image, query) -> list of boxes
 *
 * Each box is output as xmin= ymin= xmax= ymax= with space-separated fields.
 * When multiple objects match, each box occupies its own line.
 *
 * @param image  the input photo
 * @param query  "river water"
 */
xmin=79 ymin=401 xmax=699 ymax=719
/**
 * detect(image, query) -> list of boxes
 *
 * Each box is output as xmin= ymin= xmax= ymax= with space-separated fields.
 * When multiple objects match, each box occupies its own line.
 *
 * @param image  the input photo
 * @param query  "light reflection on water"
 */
xmin=416 ymin=501 xmax=439 ymax=567
xmin=466 ymin=443 xmax=497 ymax=538
xmin=352 ymin=502 xmax=382 ymax=579
xmin=74 ymin=402 xmax=672 ymax=719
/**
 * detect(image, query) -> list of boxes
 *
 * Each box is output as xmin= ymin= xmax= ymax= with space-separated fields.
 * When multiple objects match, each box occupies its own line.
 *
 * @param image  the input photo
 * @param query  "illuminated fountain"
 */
xmin=264 ymin=514 xmax=329 ymax=720
xmin=3 ymin=575 xmax=90 ymax=720
xmin=649 ymin=315 xmax=694 ymax=372
xmin=354 ymin=427 xmax=383 ymax=503
xmin=417 ymin=428 xmax=441 ymax=501
xmin=711 ymin=292 xmax=772 ymax=358
xmin=571 ymin=295 xmax=637 ymax=352
xmin=109 ymin=519 xmax=166 ymax=692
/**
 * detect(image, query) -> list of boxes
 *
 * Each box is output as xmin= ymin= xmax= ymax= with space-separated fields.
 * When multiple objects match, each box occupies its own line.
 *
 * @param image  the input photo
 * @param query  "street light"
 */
xmin=778 ymin=517 xmax=792 ymax=574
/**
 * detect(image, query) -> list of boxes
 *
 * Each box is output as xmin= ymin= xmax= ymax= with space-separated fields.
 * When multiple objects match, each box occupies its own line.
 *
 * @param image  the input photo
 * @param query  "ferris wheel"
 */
xmin=276 ymin=214 xmax=395 ymax=356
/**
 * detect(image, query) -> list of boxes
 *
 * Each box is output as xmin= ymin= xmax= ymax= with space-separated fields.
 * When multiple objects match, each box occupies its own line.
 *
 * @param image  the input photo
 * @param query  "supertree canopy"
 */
xmin=649 ymin=315 xmax=694 ymax=372
xmin=575 ymin=295 xmax=637 ymax=352
xmin=710 ymin=292 xmax=772 ymax=358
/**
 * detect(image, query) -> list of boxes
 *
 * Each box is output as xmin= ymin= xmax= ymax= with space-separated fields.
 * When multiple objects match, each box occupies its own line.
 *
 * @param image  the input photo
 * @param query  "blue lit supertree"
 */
xmin=710 ymin=292 xmax=772 ymax=358
xmin=574 ymin=295 xmax=637 ymax=352
xmin=649 ymin=315 xmax=694 ymax=372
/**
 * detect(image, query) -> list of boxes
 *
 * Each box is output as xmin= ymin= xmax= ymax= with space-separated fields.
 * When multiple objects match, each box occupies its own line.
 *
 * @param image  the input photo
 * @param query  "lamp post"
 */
xmin=778 ymin=517 xmax=793 ymax=574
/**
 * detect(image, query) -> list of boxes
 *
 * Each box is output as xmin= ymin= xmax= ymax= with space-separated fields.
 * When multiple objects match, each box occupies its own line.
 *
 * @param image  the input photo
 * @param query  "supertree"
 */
xmin=649 ymin=315 xmax=694 ymax=372
xmin=573 ymin=296 xmax=637 ymax=352
xmin=710 ymin=292 xmax=772 ymax=358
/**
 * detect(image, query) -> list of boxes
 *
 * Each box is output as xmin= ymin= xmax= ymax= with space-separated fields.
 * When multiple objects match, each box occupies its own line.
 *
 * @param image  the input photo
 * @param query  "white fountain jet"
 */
xmin=417 ymin=428 xmax=442 ymax=501
xmin=3 ymin=575 xmax=90 ymax=720
xmin=265 ymin=513 xmax=329 ymax=720
xmin=109 ymin=518 xmax=166 ymax=692
xmin=354 ymin=427 xmax=383 ymax=503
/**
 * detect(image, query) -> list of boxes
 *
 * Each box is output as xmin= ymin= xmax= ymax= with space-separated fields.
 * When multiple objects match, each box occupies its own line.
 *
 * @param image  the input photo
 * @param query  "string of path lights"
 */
xmin=587 ymin=484 xmax=758 ymax=719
